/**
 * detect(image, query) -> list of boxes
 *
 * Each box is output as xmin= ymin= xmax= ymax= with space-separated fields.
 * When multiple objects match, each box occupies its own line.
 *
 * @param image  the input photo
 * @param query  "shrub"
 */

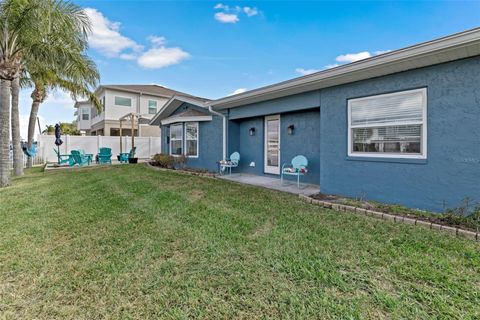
xmin=151 ymin=153 xmax=174 ymax=169
xmin=174 ymin=154 xmax=188 ymax=169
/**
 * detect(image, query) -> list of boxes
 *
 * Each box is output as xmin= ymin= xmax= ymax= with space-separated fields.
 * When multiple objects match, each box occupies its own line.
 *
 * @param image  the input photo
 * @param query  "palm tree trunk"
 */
xmin=11 ymin=77 xmax=23 ymax=176
xmin=0 ymin=79 xmax=12 ymax=187
xmin=27 ymin=86 xmax=44 ymax=168
xmin=27 ymin=100 xmax=40 ymax=168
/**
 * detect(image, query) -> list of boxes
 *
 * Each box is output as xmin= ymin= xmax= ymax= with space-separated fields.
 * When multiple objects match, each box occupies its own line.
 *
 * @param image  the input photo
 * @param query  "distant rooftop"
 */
xmin=98 ymin=84 xmax=210 ymax=101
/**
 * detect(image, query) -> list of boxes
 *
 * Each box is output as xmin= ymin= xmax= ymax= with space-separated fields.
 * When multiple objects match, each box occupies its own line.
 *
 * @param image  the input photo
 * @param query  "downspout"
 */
xmin=208 ymin=106 xmax=227 ymax=160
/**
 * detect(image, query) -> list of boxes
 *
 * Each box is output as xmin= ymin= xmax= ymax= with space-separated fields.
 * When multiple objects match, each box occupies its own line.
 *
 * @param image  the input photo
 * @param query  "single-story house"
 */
xmin=151 ymin=28 xmax=480 ymax=212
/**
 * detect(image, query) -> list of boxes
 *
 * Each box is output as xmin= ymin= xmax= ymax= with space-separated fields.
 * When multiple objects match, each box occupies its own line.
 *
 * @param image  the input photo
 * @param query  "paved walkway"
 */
xmin=218 ymin=173 xmax=319 ymax=196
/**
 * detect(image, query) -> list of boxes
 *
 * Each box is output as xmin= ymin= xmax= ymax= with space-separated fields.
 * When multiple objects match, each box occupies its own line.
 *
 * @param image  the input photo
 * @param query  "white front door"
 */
xmin=264 ymin=115 xmax=280 ymax=174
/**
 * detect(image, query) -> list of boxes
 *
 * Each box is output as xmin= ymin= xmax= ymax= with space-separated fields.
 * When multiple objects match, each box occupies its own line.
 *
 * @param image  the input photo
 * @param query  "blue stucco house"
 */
xmin=151 ymin=28 xmax=480 ymax=212
xmin=150 ymin=95 xmax=224 ymax=172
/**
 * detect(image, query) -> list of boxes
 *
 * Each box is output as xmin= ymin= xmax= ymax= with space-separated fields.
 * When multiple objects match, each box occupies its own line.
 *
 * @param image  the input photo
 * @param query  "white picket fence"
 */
xmin=37 ymin=135 xmax=162 ymax=163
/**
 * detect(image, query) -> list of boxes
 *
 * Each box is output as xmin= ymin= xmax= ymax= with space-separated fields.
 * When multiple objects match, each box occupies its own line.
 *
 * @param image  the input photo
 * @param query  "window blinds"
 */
xmin=350 ymin=90 xmax=424 ymax=127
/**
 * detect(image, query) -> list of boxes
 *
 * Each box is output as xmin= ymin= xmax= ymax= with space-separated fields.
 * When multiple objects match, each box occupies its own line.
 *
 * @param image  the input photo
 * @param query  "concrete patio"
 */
xmin=218 ymin=173 xmax=319 ymax=196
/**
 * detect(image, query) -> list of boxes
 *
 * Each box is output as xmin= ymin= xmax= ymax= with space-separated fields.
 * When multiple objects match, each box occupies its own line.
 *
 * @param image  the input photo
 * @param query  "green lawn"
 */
xmin=0 ymin=165 xmax=479 ymax=319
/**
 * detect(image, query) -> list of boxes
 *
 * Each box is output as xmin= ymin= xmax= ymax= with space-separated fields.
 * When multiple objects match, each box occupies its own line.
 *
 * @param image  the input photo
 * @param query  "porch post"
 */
xmin=119 ymin=120 xmax=123 ymax=153
xmin=131 ymin=115 xmax=135 ymax=152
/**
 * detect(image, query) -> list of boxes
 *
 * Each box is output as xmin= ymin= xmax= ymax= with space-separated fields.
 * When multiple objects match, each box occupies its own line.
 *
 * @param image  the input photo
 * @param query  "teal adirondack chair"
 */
xmin=54 ymin=148 xmax=73 ymax=166
xmin=97 ymin=147 xmax=112 ymax=164
xmin=118 ymin=147 xmax=136 ymax=163
xmin=219 ymin=152 xmax=240 ymax=175
xmin=281 ymin=155 xmax=308 ymax=188
xmin=71 ymin=150 xmax=91 ymax=166
xmin=78 ymin=149 xmax=93 ymax=164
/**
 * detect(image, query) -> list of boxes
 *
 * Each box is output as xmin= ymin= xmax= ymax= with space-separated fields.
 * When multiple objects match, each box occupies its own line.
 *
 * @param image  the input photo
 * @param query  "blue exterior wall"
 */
xmin=319 ymin=56 xmax=480 ymax=212
xmin=235 ymin=117 xmax=264 ymax=175
xmin=227 ymin=117 xmax=240 ymax=157
xmin=159 ymin=102 xmax=223 ymax=172
xmin=228 ymin=109 xmax=321 ymax=184
xmin=229 ymin=91 xmax=321 ymax=119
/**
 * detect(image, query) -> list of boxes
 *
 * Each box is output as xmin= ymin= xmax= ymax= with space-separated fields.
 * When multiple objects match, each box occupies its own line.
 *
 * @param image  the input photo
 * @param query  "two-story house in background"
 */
xmin=74 ymin=84 xmax=207 ymax=136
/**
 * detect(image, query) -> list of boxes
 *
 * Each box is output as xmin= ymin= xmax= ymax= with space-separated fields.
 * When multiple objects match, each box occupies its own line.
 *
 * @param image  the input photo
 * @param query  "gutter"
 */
xmin=208 ymin=106 xmax=227 ymax=160
xmin=208 ymin=27 xmax=480 ymax=109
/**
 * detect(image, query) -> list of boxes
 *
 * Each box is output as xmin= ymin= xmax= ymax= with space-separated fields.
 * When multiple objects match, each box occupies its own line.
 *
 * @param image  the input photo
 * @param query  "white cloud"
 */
xmin=229 ymin=88 xmax=247 ymax=95
xmin=334 ymin=50 xmax=390 ymax=63
xmin=119 ymin=53 xmax=137 ymax=60
xmin=336 ymin=51 xmax=372 ymax=63
xmin=138 ymin=47 xmax=190 ymax=69
xmin=148 ymin=35 xmax=166 ymax=47
xmin=214 ymin=12 xmax=239 ymax=23
xmin=374 ymin=50 xmax=391 ymax=55
xmin=295 ymin=68 xmax=320 ymax=76
xmin=84 ymin=8 xmax=143 ymax=58
xmin=84 ymin=8 xmax=189 ymax=69
xmin=214 ymin=3 xmax=229 ymax=10
xmin=296 ymin=50 xmax=389 ymax=76
xmin=136 ymin=36 xmax=189 ymax=69
xmin=324 ymin=63 xmax=339 ymax=69
xmin=243 ymin=7 xmax=259 ymax=17
xmin=45 ymin=90 xmax=75 ymax=108
xmin=214 ymin=4 xmax=260 ymax=23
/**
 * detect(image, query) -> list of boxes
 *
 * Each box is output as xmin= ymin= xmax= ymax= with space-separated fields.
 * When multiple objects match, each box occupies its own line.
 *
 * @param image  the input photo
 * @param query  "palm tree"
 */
xmin=11 ymin=77 xmax=22 ymax=176
xmin=0 ymin=0 xmax=94 ymax=186
xmin=25 ymin=56 xmax=100 ymax=167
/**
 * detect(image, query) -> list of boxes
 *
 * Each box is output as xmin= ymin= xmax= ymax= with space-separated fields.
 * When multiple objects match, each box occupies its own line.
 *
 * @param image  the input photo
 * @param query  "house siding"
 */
xmin=227 ymin=109 xmax=320 ymax=184
xmin=160 ymin=102 xmax=222 ymax=172
xmin=319 ymin=56 xmax=480 ymax=212
xmin=228 ymin=91 xmax=321 ymax=119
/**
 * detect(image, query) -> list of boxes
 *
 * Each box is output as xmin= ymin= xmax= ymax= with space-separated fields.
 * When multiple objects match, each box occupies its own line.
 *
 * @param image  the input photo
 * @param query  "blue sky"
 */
xmin=20 ymin=0 xmax=480 ymax=138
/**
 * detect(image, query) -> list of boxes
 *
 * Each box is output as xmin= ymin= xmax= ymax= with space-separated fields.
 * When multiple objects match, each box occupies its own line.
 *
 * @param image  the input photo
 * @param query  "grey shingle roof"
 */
xmin=100 ymin=84 xmax=210 ymax=101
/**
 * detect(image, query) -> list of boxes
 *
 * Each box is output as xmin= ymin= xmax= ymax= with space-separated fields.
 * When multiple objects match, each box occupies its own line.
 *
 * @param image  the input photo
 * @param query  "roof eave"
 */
xmin=149 ymin=95 xmax=210 ymax=125
xmin=209 ymin=27 xmax=480 ymax=109
xmin=101 ymin=85 xmax=172 ymax=98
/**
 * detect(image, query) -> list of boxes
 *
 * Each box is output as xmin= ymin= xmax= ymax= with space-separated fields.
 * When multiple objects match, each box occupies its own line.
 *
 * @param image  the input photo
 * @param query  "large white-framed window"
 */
xmin=347 ymin=88 xmax=427 ymax=159
xmin=148 ymin=100 xmax=157 ymax=114
xmin=170 ymin=124 xmax=183 ymax=156
xmin=185 ymin=122 xmax=199 ymax=158
xmin=168 ymin=122 xmax=199 ymax=158
xmin=114 ymin=96 xmax=132 ymax=107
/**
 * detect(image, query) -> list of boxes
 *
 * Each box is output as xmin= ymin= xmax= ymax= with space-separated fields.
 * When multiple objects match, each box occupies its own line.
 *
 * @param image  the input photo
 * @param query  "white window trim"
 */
xmin=161 ymin=115 xmax=212 ymax=125
xmin=169 ymin=123 xmax=183 ymax=156
xmin=184 ymin=122 xmax=199 ymax=158
xmin=347 ymin=88 xmax=427 ymax=159
xmin=114 ymin=95 xmax=133 ymax=107
xmin=264 ymin=114 xmax=281 ymax=174
xmin=168 ymin=122 xmax=200 ymax=158
xmin=148 ymin=100 xmax=158 ymax=114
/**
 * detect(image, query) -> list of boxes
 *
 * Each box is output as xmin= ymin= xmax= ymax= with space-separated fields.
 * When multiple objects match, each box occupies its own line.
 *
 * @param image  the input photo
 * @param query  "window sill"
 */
xmin=345 ymin=156 xmax=427 ymax=165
